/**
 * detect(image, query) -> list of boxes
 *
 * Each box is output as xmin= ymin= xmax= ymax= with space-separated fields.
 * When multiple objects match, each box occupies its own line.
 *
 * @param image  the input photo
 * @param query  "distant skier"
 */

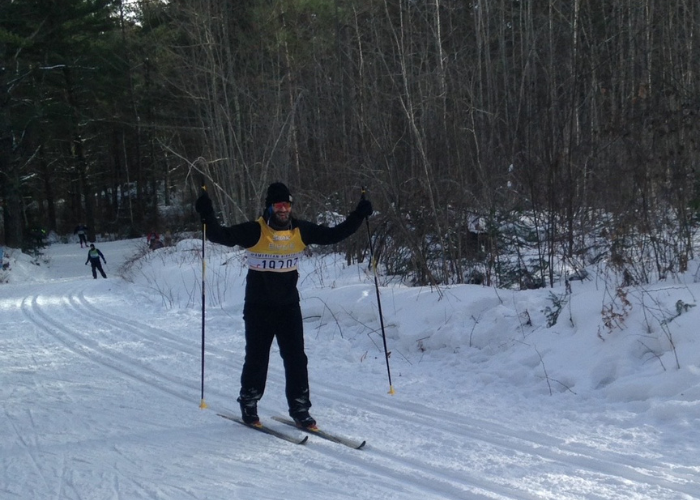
xmin=74 ymin=224 xmax=89 ymax=248
xmin=147 ymin=230 xmax=164 ymax=250
xmin=85 ymin=244 xmax=107 ymax=279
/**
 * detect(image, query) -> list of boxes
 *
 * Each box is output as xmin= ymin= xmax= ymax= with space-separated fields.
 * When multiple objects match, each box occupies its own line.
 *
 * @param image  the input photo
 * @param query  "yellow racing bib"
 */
xmin=246 ymin=217 xmax=306 ymax=272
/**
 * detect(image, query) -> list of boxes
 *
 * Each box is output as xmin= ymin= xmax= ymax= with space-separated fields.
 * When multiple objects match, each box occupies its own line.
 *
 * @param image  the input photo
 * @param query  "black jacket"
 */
xmin=203 ymin=211 xmax=364 ymax=305
xmin=86 ymin=248 xmax=106 ymax=264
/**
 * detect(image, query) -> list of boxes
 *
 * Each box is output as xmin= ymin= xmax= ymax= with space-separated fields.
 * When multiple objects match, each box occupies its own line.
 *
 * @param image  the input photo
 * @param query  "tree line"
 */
xmin=2 ymin=0 xmax=699 ymax=287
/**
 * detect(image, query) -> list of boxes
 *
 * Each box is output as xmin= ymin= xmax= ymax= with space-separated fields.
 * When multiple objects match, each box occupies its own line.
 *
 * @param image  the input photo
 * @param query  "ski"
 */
xmin=217 ymin=413 xmax=308 ymax=445
xmin=272 ymin=416 xmax=366 ymax=450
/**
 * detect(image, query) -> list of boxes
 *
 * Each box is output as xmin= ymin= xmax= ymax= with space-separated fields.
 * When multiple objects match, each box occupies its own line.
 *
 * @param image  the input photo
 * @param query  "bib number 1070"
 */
xmin=257 ymin=257 xmax=299 ymax=270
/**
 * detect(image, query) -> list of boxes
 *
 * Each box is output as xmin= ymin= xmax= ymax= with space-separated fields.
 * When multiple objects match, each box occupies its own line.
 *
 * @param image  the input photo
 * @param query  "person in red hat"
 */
xmin=195 ymin=182 xmax=372 ymax=428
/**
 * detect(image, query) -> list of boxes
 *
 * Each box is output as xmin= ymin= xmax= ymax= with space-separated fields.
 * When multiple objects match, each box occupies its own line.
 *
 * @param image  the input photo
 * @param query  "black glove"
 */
xmin=195 ymin=191 xmax=214 ymax=220
xmin=355 ymin=198 xmax=373 ymax=219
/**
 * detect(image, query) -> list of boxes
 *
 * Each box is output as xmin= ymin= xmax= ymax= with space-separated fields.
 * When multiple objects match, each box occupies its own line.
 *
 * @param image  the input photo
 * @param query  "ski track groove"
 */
xmin=16 ymin=280 xmax=699 ymax=499
xmin=18 ymin=282 xmax=264 ymax=433
xmin=20 ymin=291 xmax=196 ymax=407
xmin=71 ymin=286 xmax=253 ymax=378
xmin=306 ymin=442 xmax=529 ymax=500
xmin=72 ymin=289 xmax=205 ymax=357
xmin=18 ymin=284 xmax=301 ymax=447
xmin=55 ymin=454 xmax=68 ymax=500
xmin=111 ymin=446 xmax=165 ymax=500
xmin=2 ymin=407 xmax=52 ymax=497
xmin=70 ymin=284 xmax=293 ymax=394
xmin=308 ymin=377 xmax=699 ymax=498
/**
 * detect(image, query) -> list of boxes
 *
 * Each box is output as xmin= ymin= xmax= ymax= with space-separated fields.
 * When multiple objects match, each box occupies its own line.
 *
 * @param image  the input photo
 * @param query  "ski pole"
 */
xmin=199 ymin=178 xmax=208 ymax=409
xmin=362 ymin=187 xmax=395 ymax=395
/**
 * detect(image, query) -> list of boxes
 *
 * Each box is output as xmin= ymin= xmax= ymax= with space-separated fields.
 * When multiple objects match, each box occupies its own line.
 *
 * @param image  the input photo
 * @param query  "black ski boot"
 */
xmin=290 ymin=409 xmax=316 ymax=429
xmin=238 ymin=398 xmax=259 ymax=425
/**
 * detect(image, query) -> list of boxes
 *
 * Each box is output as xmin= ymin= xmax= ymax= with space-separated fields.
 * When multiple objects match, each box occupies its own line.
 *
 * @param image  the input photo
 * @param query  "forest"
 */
xmin=2 ymin=0 xmax=699 ymax=288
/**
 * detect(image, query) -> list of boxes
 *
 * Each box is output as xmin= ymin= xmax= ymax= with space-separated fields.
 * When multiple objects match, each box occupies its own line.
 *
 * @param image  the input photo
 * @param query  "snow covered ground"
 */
xmin=1 ymin=237 xmax=699 ymax=499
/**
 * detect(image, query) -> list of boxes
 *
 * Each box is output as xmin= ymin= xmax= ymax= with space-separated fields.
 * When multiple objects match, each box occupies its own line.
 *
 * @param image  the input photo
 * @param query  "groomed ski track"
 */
xmin=1 ymin=240 xmax=698 ymax=500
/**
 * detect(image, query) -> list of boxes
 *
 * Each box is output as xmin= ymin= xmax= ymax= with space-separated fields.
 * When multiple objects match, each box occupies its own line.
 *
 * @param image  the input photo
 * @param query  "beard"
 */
xmin=268 ymin=211 xmax=291 ymax=230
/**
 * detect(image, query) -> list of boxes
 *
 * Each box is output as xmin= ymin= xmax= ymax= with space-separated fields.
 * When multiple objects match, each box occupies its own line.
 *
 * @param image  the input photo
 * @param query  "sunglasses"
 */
xmin=271 ymin=201 xmax=292 ymax=210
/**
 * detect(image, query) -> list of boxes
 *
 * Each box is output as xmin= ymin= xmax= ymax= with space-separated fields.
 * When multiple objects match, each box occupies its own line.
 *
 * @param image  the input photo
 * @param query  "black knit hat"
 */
xmin=265 ymin=182 xmax=293 ymax=207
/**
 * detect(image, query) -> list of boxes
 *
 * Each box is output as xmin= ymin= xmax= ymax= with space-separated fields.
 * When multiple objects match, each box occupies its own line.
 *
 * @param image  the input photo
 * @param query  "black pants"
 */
xmin=239 ymin=303 xmax=310 ymax=413
xmin=78 ymin=234 xmax=88 ymax=247
xmin=90 ymin=260 xmax=106 ymax=278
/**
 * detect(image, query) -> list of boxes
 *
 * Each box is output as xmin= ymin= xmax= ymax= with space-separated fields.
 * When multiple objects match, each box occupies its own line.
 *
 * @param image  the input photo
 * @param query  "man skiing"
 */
xmin=74 ymin=224 xmax=89 ymax=248
xmin=195 ymin=182 xmax=372 ymax=429
xmin=85 ymin=244 xmax=107 ymax=279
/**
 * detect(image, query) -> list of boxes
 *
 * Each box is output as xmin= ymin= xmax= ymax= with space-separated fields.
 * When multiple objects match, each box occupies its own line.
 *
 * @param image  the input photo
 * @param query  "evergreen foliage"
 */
xmin=2 ymin=0 xmax=699 ymax=288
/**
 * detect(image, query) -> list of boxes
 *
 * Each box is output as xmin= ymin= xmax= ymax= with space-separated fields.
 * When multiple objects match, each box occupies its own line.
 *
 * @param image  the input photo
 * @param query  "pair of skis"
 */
xmin=217 ymin=413 xmax=366 ymax=449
